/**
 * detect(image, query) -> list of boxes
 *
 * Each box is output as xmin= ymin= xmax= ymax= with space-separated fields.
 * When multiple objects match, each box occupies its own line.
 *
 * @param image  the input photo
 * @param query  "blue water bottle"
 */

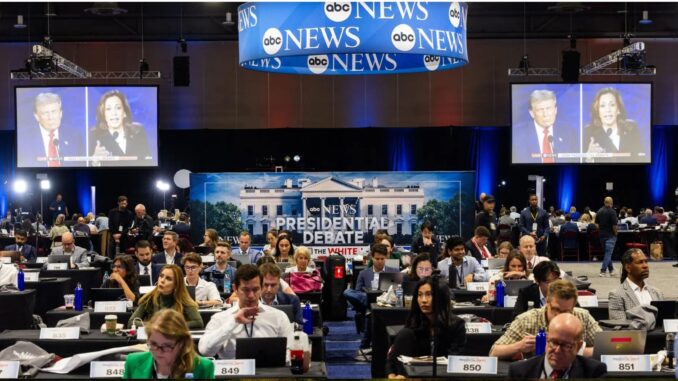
xmin=495 ymin=280 xmax=505 ymax=307
xmin=303 ymin=302 xmax=313 ymax=335
xmin=17 ymin=268 xmax=25 ymax=291
xmin=535 ymin=328 xmax=547 ymax=355
xmin=223 ymin=272 xmax=231 ymax=294
xmin=74 ymin=282 xmax=83 ymax=311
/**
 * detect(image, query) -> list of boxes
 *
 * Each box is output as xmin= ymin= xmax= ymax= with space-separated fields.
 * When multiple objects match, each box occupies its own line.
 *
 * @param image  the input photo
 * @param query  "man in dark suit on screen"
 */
xmin=508 ymin=313 xmax=607 ymax=379
xmin=513 ymin=89 xmax=579 ymax=164
xmin=19 ymin=92 xmax=84 ymax=167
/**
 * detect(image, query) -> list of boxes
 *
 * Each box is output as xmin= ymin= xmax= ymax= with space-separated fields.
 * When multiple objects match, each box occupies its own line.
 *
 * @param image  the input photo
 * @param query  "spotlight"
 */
xmin=293 ymin=155 xmax=301 ymax=162
xmin=139 ymin=58 xmax=149 ymax=77
xmin=13 ymin=180 xmax=28 ymax=194
xmin=222 ymin=11 xmax=235 ymax=26
xmin=40 ymin=180 xmax=51 ymax=190
xmin=519 ymin=55 xmax=530 ymax=71
xmin=501 ymin=180 xmax=507 ymax=186
xmin=283 ymin=156 xmax=291 ymax=163
xmin=155 ymin=180 xmax=170 ymax=191
xmin=542 ymin=178 xmax=547 ymax=183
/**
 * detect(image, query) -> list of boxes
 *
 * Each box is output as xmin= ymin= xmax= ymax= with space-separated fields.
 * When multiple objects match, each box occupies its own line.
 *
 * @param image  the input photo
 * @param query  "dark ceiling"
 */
xmin=0 ymin=2 xmax=676 ymax=43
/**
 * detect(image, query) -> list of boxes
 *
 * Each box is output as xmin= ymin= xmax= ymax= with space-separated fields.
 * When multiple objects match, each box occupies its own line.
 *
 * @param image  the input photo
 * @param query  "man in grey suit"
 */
xmin=49 ymin=232 xmax=90 ymax=269
xmin=608 ymin=248 xmax=664 ymax=320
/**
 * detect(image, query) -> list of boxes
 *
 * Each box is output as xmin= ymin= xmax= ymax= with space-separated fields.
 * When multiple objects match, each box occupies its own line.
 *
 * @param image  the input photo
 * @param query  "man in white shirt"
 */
xmin=509 ymin=206 xmax=521 ymax=221
xmin=608 ymin=248 xmax=664 ymax=320
xmin=199 ymin=264 xmax=293 ymax=359
xmin=151 ymin=231 xmax=183 ymax=265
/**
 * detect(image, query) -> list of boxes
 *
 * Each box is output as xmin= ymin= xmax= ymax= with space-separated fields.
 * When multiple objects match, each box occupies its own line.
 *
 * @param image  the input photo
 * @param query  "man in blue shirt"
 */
xmin=437 ymin=236 xmax=487 ymax=287
xmin=344 ymin=243 xmax=398 ymax=359
xmin=203 ymin=242 xmax=237 ymax=292
xmin=231 ymin=231 xmax=261 ymax=264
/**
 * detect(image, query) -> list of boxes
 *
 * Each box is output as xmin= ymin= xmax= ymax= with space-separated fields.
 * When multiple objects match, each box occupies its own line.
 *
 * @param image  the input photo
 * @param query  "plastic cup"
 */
xmin=105 ymin=315 xmax=117 ymax=335
xmin=404 ymin=295 xmax=413 ymax=308
xmin=64 ymin=294 xmax=75 ymax=309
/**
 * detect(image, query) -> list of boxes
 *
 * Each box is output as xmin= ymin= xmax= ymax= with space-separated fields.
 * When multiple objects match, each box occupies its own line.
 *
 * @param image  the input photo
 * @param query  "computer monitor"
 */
xmin=235 ymin=337 xmax=287 ymax=367
xmin=271 ymin=304 xmax=294 ymax=323
xmin=47 ymin=254 xmax=71 ymax=264
xmin=592 ymin=330 xmax=646 ymax=360
xmin=186 ymin=285 xmax=196 ymax=301
xmin=90 ymin=288 xmax=125 ymax=302
xmin=378 ymin=272 xmax=404 ymax=291
xmin=138 ymin=274 xmax=152 ymax=287
xmin=504 ymin=280 xmax=534 ymax=296
xmin=232 ymin=254 xmax=250 ymax=265
xmin=0 ymin=251 xmax=20 ymax=264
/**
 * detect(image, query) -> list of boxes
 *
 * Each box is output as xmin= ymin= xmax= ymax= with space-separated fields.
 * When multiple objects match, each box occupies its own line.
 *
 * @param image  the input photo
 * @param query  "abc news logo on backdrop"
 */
xmin=324 ymin=1 xmax=352 ymax=23
xmin=262 ymin=27 xmax=283 ymax=55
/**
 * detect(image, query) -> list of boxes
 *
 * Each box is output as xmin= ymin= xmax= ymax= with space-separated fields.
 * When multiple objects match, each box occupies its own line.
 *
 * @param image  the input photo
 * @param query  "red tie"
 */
xmin=542 ymin=127 xmax=554 ymax=163
xmin=528 ymin=260 xmax=533 ymax=270
xmin=47 ymin=131 xmax=60 ymax=167
xmin=481 ymin=246 xmax=491 ymax=259
xmin=550 ymin=369 xmax=561 ymax=379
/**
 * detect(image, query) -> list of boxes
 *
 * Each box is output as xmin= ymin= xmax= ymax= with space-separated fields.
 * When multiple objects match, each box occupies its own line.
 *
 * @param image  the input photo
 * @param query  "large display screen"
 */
xmin=16 ymin=86 xmax=158 ymax=168
xmin=511 ymin=83 xmax=651 ymax=164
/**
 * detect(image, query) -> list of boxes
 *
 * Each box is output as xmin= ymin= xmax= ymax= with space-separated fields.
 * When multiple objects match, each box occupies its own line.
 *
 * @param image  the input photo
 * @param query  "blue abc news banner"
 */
xmin=190 ymin=171 xmax=475 ymax=258
xmin=238 ymin=2 xmax=468 ymax=75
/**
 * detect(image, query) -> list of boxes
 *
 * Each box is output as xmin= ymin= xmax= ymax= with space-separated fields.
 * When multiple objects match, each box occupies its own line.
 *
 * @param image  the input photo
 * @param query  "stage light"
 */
xmin=13 ymin=180 xmax=28 ymax=194
xmin=283 ymin=156 xmax=291 ymax=163
xmin=542 ymin=178 xmax=547 ymax=183
xmin=293 ymin=155 xmax=301 ymax=162
xmin=40 ymin=180 xmax=51 ymax=190
xmin=155 ymin=180 xmax=170 ymax=191
xmin=501 ymin=180 xmax=507 ymax=186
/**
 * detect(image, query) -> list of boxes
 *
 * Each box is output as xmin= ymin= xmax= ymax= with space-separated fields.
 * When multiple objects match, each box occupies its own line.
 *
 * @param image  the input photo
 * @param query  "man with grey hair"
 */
xmin=19 ymin=92 xmax=84 ymax=167
xmin=513 ymin=88 xmax=578 ymax=164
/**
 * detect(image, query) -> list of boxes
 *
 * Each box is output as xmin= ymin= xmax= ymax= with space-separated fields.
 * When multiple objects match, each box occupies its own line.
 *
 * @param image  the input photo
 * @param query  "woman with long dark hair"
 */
xmin=386 ymin=277 xmax=466 ymax=378
xmin=102 ymin=255 xmax=141 ymax=303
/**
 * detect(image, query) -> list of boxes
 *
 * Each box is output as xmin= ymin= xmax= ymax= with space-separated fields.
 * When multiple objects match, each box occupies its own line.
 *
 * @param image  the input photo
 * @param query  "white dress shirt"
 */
xmin=0 ymin=264 xmax=18 ymax=287
xmin=198 ymin=302 xmax=293 ymax=359
xmin=138 ymin=263 xmax=152 ymax=282
xmin=627 ymin=278 xmax=653 ymax=306
xmin=186 ymin=277 xmax=221 ymax=302
xmin=164 ymin=251 xmax=176 ymax=265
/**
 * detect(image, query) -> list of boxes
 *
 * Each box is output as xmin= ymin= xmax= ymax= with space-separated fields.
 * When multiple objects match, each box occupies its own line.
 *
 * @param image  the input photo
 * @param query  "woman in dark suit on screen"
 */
xmin=583 ymin=87 xmax=644 ymax=163
xmin=89 ymin=90 xmax=151 ymax=166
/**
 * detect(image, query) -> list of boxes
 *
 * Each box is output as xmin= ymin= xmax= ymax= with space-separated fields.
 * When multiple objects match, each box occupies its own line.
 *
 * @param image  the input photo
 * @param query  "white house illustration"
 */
xmin=238 ymin=176 xmax=425 ymax=236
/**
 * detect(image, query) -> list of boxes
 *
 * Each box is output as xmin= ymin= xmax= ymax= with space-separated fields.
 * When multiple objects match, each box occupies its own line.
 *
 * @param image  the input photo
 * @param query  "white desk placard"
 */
xmin=600 ymin=354 xmax=651 ymax=372
xmin=46 ymin=263 xmax=68 ymax=270
xmin=201 ymin=255 xmax=215 ymax=263
xmin=0 ymin=361 xmax=20 ymax=379
xmin=577 ymin=295 xmax=599 ymax=307
xmin=504 ymin=295 xmax=517 ymax=308
xmin=213 ymin=359 xmax=256 ymax=376
xmin=36 ymin=257 xmax=48 ymax=264
xmin=139 ymin=286 xmax=155 ymax=294
xmin=466 ymin=282 xmax=489 ymax=292
xmin=90 ymin=361 xmax=125 ymax=378
xmin=480 ymin=260 xmax=489 ymax=268
xmin=0 ymin=257 xmax=11 ymax=264
xmin=447 ymin=356 xmax=497 ymax=375
xmin=664 ymin=319 xmax=678 ymax=333
xmin=94 ymin=301 xmax=128 ymax=313
xmin=465 ymin=322 xmax=492 ymax=334
xmin=24 ymin=272 xmax=39 ymax=282
xmin=136 ymin=327 xmax=147 ymax=341
xmin=39 ymin=327 xmax=80 ymax=340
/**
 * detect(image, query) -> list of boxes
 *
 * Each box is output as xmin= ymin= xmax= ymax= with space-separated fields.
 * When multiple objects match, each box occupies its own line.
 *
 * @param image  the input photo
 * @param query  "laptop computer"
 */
xmin=186 ymin=285 xmax=196 ymax=301
xmin=138 ymin=274 xmax=152 ymax=287
xmin=235 ymin=337 xmax=287 ymax=367
xmin=90 ymin=288 xmax=125 ymax=302
xmin=504 ymin=280 xmax=534 ymax=296
xmin=378 ymin=272 xmax=404 ymax=291
xmin=385 ymin=259 xmax=400 ymax=270
xmin=271 ymin=304 xmax=294 ymax=323
xmin=592 ymin=330 xmax=647 ymax=360
xmin=0 ymin=251 xmax=20 ymax=264
xmin=193 ymin=246 xmax=212 ymax=254
xmin=232 ymin=254 xmax=250 ymax=265
xmin=276 ymin=262 xmax=291 ymax=272
xmin=47 ymin=254 xmax=71 ymax=264
xmin=487 ymin=258 xmax=505 ymax=270
xmin=651 ymin=300 xmax=677 ymax=326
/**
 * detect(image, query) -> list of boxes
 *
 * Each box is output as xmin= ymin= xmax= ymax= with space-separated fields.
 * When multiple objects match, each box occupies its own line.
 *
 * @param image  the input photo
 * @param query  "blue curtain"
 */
xmin=647 ymin=125 xmax=673 ymax=206
xmin=388 ymin=129 xmax=413 ymax=171
xmin=470 ymin=127 xmax=500 ymax=198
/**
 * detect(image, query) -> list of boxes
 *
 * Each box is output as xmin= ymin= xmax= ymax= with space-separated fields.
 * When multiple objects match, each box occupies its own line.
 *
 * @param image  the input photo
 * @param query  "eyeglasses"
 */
xmin=417 ymin=267 xmax=433 ymax=273
xmin=547 ymin=339 xmax=577 ymax=351
xmin=184 ymin=265 xmax=200 ymax=272
xmin=147 ymin=341 xmax=178 ymax=353
xmin=112 ymin=264 xmax=123 ymax=269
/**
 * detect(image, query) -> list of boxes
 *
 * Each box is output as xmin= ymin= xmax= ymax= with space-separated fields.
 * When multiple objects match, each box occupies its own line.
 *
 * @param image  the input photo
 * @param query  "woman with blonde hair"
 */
xmin=128 ymin=264 xmax=203 ymax=329
xmin=49 ymin=213 xmax=69 ymax=247
xmin=199 ymin=228 xmax=219 ymax=252
xmin=123 ymin=309 xmax=214 ymax=379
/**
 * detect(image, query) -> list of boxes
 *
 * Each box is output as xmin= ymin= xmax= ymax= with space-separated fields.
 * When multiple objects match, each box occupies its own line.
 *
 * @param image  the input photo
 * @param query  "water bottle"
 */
xmin=290 ymin=335 xmax=304 ymax=375
xmin=223 ymin=272 xmax=232 ymax=294
xmin=395 ymin=284 xmax=403 ymax=307
xmin=346 ymin=257 xmax=353 ymax=276
xmin=495 ymin=280 xmax=505 ymax=307
xmin=184 ymin=373 xmax=194 ymax=379
xmin=303 ymin=302 xmax=313 ymax=335
xmin=74 ymin=282 xmax=83 ymax=311
xmin=102 ymin=271 xmax=110 ymax=287
xmin=17 ymin=268 xmax=24 ymax=291
xmin=535 ymin=328 xmax=547 ymax=355
xmin=666 ymin=332 xmax=675 ymax=369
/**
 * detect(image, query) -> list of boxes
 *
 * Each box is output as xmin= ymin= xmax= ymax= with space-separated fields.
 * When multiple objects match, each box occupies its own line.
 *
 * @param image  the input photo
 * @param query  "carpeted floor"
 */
xmin=324 ymin=310 xmax=371 ymax=379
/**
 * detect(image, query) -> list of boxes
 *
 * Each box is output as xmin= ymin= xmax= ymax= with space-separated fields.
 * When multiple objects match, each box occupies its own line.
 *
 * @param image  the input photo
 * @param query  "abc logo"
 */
xmin=449 ymin=2 xmax=462 ymax=28
xmin=391 ymin=24 xmax=415 ymax=52
xmin=262 ymin=28 xmax=283 ymax=55
xmin=324 ymin=1 xmax=352 ymax=23
xmin=423 ymin=55 xmax=440 ymax=71
xmin=307 ymin=55 xmax=329 ymax=74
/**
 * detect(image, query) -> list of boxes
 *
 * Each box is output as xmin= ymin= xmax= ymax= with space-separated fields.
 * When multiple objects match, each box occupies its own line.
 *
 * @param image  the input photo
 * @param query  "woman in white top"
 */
xmin=181 ymin=253 xmax=222 ymax=307
xmin=285 ymin=246 xmax=315 ymax=273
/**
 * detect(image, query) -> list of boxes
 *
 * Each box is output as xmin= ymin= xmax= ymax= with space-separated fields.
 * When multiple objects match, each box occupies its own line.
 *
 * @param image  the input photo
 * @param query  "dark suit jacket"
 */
xmin=512 ymin=121 xmax=580 ymax=163
xmin=19 ymin=125 xmax=86 ymax=167
xmin=151 ymin=251 xmax=184 ymax=266
xmin=583 ymin=120 xmax=644 ymax=163
xmin=519 ymin=207 xmax=550 ymax=241
xmin=508 ymin=354 xmax=607 ymax=378
xmin=88 ymin=123 xmax=151 ymax=166
xmin=513 ymin=283 xmax=542 ymax=319
xmin=4 ymin=244 xmax=37 ymax=263
xmin=171 ymin=222 xmax=191 ymax=236
xmin=275 ymin=290 xmax=303 ymax=325
xmin=135 ymin=262 xmax=162 ymax=286
xmin=410 ymin=236 xmax=441 ymax=268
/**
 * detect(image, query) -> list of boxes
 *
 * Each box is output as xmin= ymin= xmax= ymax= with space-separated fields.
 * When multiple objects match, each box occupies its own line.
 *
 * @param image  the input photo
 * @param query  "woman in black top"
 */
xmin=102 ymin=255 xmax=141 ymax=304
xmin=387 ymin=277 xmax=466 ymax=378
